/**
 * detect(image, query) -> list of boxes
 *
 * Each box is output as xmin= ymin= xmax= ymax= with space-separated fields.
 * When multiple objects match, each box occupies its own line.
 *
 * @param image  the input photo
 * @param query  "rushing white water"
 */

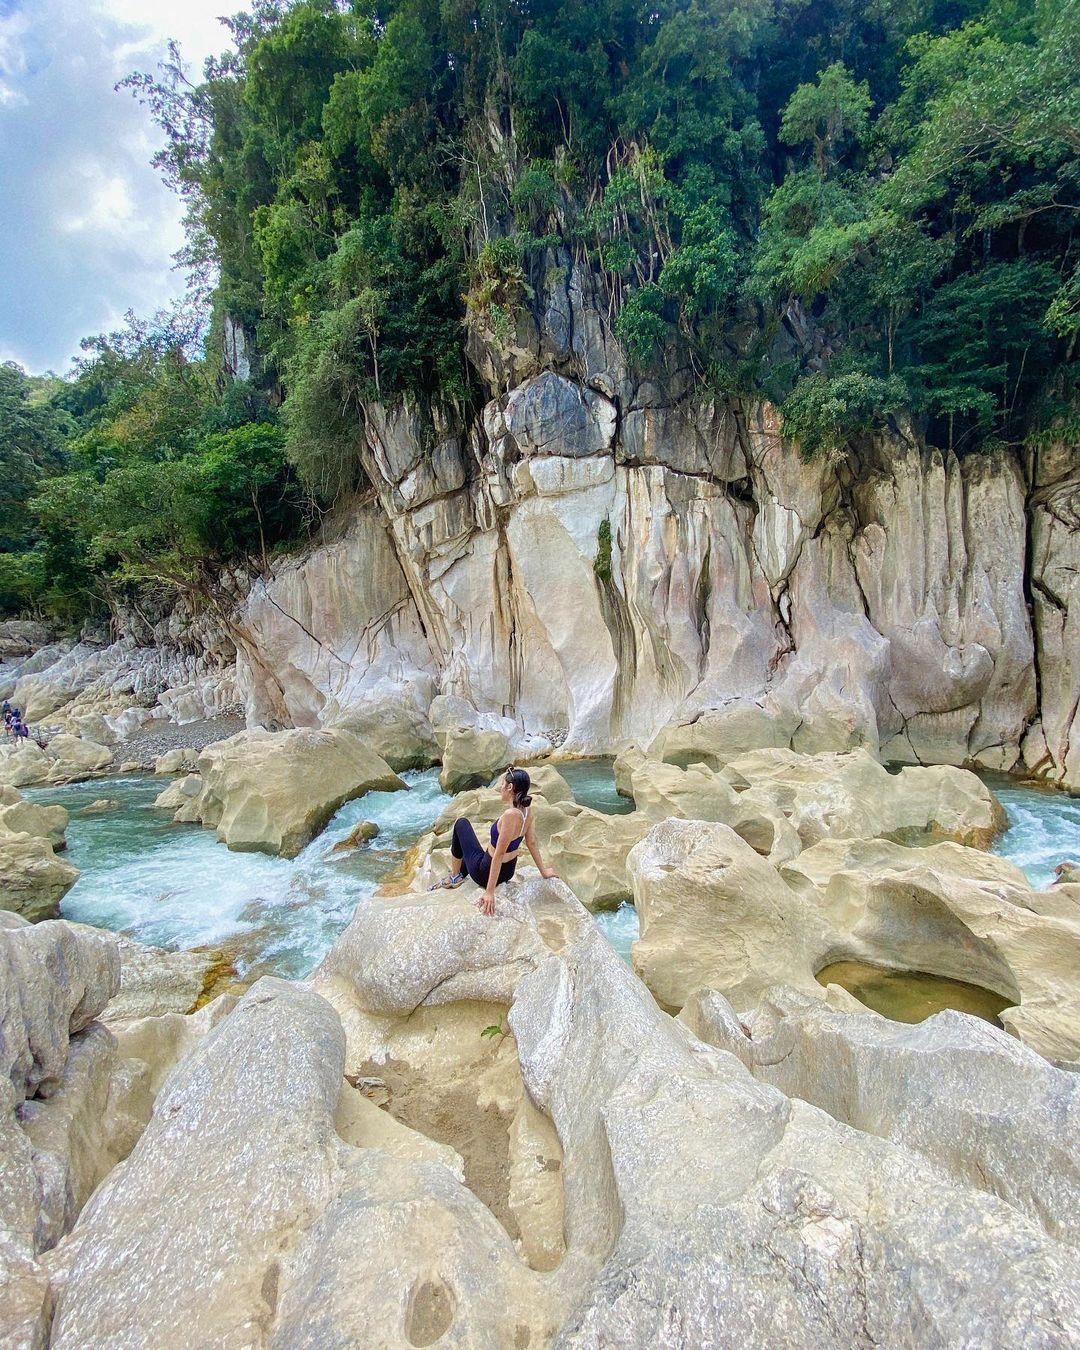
xmin=25 ymin=761 xmax=1077 ymax=979
xmin=29 ymin=771 xmax=452 ymax=979
xmin=988 ymin=778 xmax=1080 ymax=888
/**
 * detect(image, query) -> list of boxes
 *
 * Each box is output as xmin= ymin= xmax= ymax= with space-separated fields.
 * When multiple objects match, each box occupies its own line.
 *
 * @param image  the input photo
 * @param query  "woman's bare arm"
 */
xmin=524 ymin=812 xmax=558 ymax=880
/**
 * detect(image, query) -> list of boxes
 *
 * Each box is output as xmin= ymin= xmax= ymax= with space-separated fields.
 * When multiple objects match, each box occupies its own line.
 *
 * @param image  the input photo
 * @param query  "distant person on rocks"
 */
xmin=430 ymin=766 xmax=559 ymax=914
xmin=14 ymin=719 xmax=28 ymax=739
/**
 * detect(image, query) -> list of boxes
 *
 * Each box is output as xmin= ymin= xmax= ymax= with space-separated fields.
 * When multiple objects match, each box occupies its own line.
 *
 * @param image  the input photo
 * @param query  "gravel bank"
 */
xmin=115 ymin=715 xmax=248 ymax=769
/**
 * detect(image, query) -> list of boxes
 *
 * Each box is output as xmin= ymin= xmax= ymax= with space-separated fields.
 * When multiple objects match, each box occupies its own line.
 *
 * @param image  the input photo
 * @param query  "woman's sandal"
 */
xmin=429 ymin=869 xmax=467 ymax=891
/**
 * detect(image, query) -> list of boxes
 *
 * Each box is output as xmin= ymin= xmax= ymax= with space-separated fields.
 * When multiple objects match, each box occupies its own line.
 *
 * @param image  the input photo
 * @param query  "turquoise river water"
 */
xmin=24 ymin=761 xmax=1079 ymax=981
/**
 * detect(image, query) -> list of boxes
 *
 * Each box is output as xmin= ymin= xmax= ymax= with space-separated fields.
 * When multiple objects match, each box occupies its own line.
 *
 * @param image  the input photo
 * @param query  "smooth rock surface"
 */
xmin=183 ymin=727 xmax=405 ymax=857
xmin=681 ymin=984 xmax=1080 ymax=1249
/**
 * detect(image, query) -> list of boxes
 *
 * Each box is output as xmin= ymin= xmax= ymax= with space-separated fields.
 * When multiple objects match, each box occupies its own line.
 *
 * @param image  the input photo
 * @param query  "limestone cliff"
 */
xmin=231 ymin=253 xmax=1079 ymax=788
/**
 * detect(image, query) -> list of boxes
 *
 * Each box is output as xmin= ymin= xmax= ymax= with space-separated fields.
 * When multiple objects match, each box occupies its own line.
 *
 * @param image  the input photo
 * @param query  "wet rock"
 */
xmin=330 ymin=820 xmax=380 ymax=852
xmin=77 ymin=798 xmax=119 ymax=817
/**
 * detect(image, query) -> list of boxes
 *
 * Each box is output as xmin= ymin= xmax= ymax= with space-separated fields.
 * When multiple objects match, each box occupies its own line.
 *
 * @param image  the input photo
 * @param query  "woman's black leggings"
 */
xmin=451 ymin=818 xmax=517 ymax=888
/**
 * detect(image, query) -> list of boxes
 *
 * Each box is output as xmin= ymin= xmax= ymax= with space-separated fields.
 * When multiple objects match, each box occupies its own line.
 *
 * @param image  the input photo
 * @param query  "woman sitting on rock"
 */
xmin=431 ymin=766 xmax=559 ymax=914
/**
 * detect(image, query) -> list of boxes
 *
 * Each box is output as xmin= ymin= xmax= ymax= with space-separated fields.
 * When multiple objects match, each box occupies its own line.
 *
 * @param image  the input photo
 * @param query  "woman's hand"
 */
xmin=478 ymin=889 xmax=496 ymax=916
xmin=540 ymin=867 xmax=559 ymax=880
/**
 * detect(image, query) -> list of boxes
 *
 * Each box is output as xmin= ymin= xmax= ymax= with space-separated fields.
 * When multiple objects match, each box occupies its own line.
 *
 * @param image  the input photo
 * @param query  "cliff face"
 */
xmin=234 ymin=253 xmax=1079 ymax=788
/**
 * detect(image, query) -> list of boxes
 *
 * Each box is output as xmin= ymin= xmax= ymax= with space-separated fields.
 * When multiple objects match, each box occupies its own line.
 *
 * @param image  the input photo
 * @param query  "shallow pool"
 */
xmin=816 ymin=959 xmax=1010 ymax=1026
xmin=553 ymin=759 xmax=634 ymax=815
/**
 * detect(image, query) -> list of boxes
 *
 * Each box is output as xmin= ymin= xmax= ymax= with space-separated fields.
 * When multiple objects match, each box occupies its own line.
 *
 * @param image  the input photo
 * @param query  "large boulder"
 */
xmin=152 ymin=772 xmax=202 ymax=812
xmin=0 ymin=920 xmax=119 ymax=1105
xmin=438 ymin=726 xmax=511 ymax=794
xmin=649 ymin=701 xmax=800 ymax=767
xmin=629 ymin=814 xmax=1080 ymax=1065
xmin=152 ymin=746 xmax=199 ymax=775
xmin=507 ymin=903 xmax=1080 ymax=1345
xmin=317 ymin=885 xmax=552 ymax=1016
xmin=783 ymin=837 xmax=1080 ymax=1068
xmin=181 ymin=728 xmax=405 ymax=857
xmin=48 ymin=979 xmax=348 ymax=1348
xmin=62 ymin=925 xmax=238 ymax=1023
xmin=50 ymin=978 xmax=547 ymax=1348
xmin=0 ymin=789 xmax=74 ymax=922
xmin=628 ymin=819 xmax=828 ymax=1012
xmin=0 ymin=832 xmax=80 ymax=922
xmin=43 ymin=735 xmax=113 ymax=785
xmin=627 ymin=757 xmax=800 ymax=861
xmin=0 ymin=735 xmax=113 ymax=788
xmin=0 ymin=920 xmax=131 ymax=1348
xmin=0 ymin=620 xmax=51 ymax=661
xmin=0 ymin=740 xmax=50 ymax=787
xmin=0 ymin=793 xmax=68 ymax=851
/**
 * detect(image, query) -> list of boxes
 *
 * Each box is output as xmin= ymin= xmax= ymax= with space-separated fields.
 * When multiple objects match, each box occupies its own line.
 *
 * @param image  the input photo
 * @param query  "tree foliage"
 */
xmin=3 ymin=0 xmax=1079 ymax=618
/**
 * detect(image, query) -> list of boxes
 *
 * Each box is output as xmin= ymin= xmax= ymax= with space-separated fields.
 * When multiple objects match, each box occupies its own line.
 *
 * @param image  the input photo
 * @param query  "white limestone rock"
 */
xmin=681 ymin=984 xmax=1080 ymax=1249
xmin=0 ymin=794 xmax=67 ymax=851
xmin=0 ymin=920 xmax=119 ymax=1106
xmin=152 ymin=746 xmax=199 ymax=775
xmin=507 ymin=898 xmax=1080 ymax=1346
xmin=49 ymin=979 xmax=348 ymax=1348
xmin=0 ymin=832 xmax=79 ymax=922
xmin=185 ymin=727 xmax=405 ymax=857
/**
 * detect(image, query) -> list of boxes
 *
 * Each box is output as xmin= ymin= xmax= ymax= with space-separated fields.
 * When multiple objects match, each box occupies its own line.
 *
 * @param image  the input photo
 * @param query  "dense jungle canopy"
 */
xmin=1 ymin=0 xmax=1078 ymax=618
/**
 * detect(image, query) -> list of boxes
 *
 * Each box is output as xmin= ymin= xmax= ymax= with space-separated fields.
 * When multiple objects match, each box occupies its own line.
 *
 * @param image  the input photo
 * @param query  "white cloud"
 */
xmin=0 ymin=0 xmax=235 ymax=374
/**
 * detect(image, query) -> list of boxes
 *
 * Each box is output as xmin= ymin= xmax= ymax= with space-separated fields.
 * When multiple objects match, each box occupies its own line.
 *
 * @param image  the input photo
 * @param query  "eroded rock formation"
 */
xmin=231 ymin=362 xmax=1079 ymax=791
xmin=5 ymin=851 xmax=1080 ymax=1347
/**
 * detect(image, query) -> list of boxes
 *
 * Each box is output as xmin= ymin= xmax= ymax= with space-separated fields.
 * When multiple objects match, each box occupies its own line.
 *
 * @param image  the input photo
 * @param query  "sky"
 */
xmin=0 ymin=0 xmax=234 ymax=374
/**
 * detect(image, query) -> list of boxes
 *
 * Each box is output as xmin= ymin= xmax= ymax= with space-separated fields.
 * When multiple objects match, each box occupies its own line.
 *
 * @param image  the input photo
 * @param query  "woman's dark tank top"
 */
xmin=490 ymin=805 xmax=529 ymax=851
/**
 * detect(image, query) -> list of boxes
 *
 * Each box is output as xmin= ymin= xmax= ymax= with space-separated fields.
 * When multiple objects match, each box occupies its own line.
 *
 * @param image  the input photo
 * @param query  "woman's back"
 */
xmin=490 ymin=805 xmax=528 ymax=851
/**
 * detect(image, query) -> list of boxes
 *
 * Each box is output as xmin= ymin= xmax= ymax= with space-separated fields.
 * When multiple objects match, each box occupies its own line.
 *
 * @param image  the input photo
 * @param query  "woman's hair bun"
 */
xmin=505 ymin=766 xmax=532 ymax=808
